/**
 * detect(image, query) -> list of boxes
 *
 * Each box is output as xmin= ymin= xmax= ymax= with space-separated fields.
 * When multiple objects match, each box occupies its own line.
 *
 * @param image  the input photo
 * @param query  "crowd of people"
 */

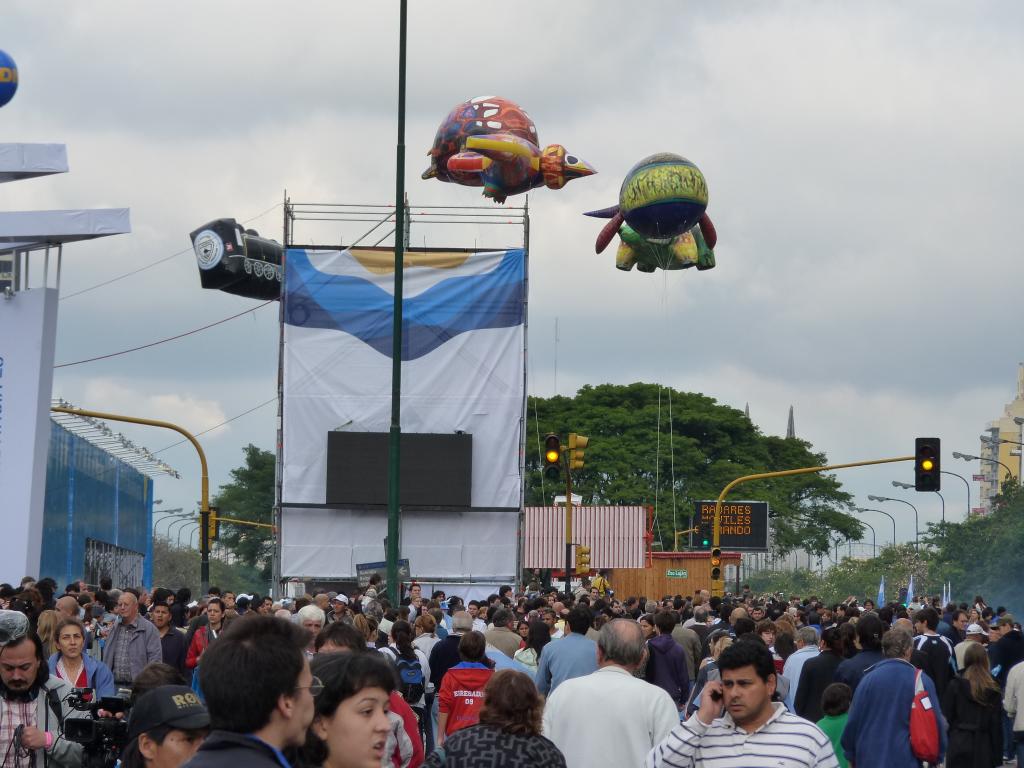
xmin=1 ymin=571 xmax=1022 ymax=768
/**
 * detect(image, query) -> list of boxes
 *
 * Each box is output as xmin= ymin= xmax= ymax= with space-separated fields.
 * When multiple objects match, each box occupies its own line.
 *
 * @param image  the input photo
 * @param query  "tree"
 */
xmin=747 ymin=483 xmax=1024 ymax=608
xmin=525 ymin=383 xmax=859 ymax=558
xmin=211 ymin=444 xmax=275 ymax=583
xmin=151 ymin=536 xmax=268 ymax=595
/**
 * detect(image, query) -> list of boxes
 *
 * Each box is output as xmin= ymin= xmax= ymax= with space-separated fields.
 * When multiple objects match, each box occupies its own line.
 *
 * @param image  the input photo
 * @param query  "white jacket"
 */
xmin=1004 ymin=658 xmax=1024 ymax=731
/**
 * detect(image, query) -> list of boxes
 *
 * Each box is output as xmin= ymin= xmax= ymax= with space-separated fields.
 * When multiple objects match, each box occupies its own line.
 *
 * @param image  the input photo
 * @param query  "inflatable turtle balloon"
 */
xmin=585 ymin=152 xmax=718 ymax=273
xmin=422 ymin=96 xmax=595 ymax=203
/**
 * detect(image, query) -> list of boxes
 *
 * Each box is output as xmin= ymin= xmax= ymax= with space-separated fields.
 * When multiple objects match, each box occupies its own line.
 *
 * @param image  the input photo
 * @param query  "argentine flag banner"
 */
xmin=282 ymin=247 xmax=526 ymax=508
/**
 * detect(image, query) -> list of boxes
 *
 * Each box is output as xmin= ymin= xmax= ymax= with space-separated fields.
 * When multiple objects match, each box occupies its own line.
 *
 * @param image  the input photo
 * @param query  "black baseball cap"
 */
xmin=128 ymin=685 xmax=210 ymax=740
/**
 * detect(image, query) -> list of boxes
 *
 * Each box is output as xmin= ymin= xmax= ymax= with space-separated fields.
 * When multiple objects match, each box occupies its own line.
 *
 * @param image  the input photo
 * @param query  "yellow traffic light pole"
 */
xmin=51 ymin=405 xmax=215 ymax=594
xmin=710 ymin=454 xmax=914 ymax=597
xmin=564 ymin=447 xmax=574 ymax=589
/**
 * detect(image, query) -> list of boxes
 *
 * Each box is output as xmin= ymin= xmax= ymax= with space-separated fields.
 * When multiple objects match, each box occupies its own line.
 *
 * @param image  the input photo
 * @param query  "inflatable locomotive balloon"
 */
xmin=0 ymin=50 xmax=18 ymax=108
xmin=422 ymin=96 xmax=595 ymax=203
xmin=586 ymin=153 xmax=718 ymax=273
xmin=189 ymin=219 xmax=283 ymax=300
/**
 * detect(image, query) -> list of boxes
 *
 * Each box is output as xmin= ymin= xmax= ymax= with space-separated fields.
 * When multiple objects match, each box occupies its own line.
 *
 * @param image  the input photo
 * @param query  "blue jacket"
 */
xmin=535 ymin=633 xmax=598 ymax=695
xmin=48 ymin=652 xmax=117 ymax=698
xmin=841 ymin=658 xmax=947 ymax=767
xmin=645 ymin=633 xmax=689 ymax=706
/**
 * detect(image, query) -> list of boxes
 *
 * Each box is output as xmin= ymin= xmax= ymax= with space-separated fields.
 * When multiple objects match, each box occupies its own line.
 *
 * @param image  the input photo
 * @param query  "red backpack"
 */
xmin=909 ymin=669 xmax=941 ymax=764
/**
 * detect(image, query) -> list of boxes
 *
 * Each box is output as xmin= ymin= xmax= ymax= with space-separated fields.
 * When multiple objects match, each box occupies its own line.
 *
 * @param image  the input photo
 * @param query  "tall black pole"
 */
xmin=386 ymin=0 xmax=408 ymax=604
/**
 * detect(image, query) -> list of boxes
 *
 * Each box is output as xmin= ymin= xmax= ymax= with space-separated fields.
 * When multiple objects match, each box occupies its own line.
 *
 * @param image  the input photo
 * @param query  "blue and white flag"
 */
xmin=907 ymin=573 xmax=915 ymax=606
xmin=282 ymin=247 xmax=526 ymax=507
xmin=877 ymin=575 xmax=885 ymax=607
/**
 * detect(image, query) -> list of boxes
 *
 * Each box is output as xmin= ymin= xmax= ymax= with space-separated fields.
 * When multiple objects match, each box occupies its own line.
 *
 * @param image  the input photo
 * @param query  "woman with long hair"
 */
xmin=515 ymin=618 xmax=530 ymax=648
xmin=513 ymin=619 xmax=550 ymax=676
xmin=941 ymin=642 xmax=1003 ymax=767
xmin=424 ymin=670 xmax=566 ymax=767
xmin=36 ymin=609 xmax=59 ymax=657
xmin=352 ymin=614 xmax=378 ymax=650
xmin=48 ymin=616 xmax=116 ymax=696
xmin=298 ymin=650 xmax=395 ymax=768
xmin=380 ymin=620 xmax=430 ymax=735
xmin=437 ymin=631 xmax=495 ymax=743
xmin=185 ymin=598 xmax=224 ymax=671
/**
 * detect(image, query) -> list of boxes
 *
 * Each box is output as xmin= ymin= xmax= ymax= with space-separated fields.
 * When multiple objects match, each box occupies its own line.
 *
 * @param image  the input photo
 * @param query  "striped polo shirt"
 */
xmin=647 ymin=702 xmax=840 ymax=768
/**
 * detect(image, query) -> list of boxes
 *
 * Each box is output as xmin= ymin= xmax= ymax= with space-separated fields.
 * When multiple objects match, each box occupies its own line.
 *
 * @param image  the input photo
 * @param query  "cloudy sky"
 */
xmin=5 ymin=1 xmax=1023 ymax=555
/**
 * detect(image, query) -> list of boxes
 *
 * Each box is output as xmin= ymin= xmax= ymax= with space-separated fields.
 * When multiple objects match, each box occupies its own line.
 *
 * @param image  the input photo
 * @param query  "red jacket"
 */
xmin=186 ymin=625 xmax=221 ymax=670
xmin=437 ymin=663 xmax=494 ymax=736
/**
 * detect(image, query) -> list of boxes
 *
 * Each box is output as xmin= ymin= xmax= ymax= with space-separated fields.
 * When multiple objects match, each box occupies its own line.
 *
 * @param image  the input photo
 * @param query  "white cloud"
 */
xmin=77 ymin=379 xmax=228 ymax=438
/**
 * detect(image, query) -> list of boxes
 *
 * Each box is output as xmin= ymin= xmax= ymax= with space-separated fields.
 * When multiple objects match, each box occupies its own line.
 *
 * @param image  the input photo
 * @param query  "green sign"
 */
xmin=666 ymin=569 xmax=689 ymax=578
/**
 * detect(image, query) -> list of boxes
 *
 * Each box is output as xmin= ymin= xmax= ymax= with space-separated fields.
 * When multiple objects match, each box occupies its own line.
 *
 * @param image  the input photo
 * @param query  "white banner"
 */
xmin=0 ymin=288 xmax=58 ymax=582
xmin=280 ymin=505 xmax=519 ymax=580
xmin=282 ymin=247 xmax=526 ymax=508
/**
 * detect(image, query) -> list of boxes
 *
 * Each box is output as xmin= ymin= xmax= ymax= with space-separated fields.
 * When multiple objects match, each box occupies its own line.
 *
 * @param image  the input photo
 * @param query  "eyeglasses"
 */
xmin=295 ymin=676 xmax=324 ymax=697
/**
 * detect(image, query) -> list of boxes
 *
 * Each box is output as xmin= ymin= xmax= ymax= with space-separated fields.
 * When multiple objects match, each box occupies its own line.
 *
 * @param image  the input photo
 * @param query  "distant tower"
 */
xmin=744 ymin=402 xmax=750 ymax=419
xmin=786 ymin=405 xmax=795 ymax=439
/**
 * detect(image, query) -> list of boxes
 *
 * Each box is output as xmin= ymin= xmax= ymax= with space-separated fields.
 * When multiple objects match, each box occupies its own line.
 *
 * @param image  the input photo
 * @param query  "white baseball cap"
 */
xmin=966 ymin=623 xmax=986 ymax=635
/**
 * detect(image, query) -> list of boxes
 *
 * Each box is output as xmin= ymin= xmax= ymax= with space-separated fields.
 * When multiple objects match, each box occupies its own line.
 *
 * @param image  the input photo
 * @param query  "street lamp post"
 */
xmin=940 ymin=470 xmax=971 ymax=519
xmin=859 ymin=520 xmax=877 ymax=556
xmin=167 ymin=517 xmax=193 ymax=545
xmin=856 ymin=507 xmax=897 ymax=547
xmin=954 ymin=451 xmax=1014 ymax=484
xmin=867 ymin=495 xmax=919 ymax=549
xmin=892 ymin=481 xmax=944 ymax=525
xmin=178 ymin=521 xmax=199 ymax=549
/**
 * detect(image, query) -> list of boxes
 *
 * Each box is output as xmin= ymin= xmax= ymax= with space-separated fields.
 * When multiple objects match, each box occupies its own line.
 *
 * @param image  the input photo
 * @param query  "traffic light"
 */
xmin=575 ymin=545 xmax=591 ymax=575
xmin=700 ymin=533 xmax=711 ymax=549
xmin=543 ymin=434 xmax=562 ymax=481
xmin=914 ymin=437 xmax=941 ymax=492
xmin=710 ymin=547 xmax=722 ymax=581
xmin=569 ymin=433 xmax=589 ymax=470
xmin=207 ymin=506 xmax=220 ymax=541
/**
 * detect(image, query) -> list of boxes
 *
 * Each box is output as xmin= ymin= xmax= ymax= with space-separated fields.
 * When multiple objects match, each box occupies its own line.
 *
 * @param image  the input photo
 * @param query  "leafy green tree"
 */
xmin=211 ymin=444 xmax=275 ymax=583
xmin=921 ymin=481 xmax=1024 ymax=610
xmin=526 ymin=383 xmax=860 ymax=558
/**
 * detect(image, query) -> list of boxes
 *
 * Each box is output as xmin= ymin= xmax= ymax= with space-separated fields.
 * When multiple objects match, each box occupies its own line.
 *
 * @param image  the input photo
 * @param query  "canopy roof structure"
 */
xmin=50 ymin=399 xmax=180 ymax=479
xmin=0 ymin=143 xmax=69 ymax=183
xmin=0 ymin=208 xmax=131 ymax=250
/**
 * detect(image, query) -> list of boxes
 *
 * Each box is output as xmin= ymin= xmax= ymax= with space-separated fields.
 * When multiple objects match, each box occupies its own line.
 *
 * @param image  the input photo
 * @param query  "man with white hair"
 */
xmin=544 ymin=619 xmax=678 ymax=768
xmin=783 ymin=627 xmax=820 ymax=711
xmin=295 ymin=604 xmax=324 ymax=658
xmin=102 ymin=590 xmax=162 ymax=686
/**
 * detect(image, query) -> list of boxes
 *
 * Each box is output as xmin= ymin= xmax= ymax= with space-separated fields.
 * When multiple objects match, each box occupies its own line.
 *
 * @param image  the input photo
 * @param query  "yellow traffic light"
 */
xmin=914 ymin=437 xmax=940 ymax=491
xmin=543 ymin=434 xmax=562 ymax=481
xmin=569 ymin=433 xmax=589 ymax=470
xmin=575 ymin=545 xmax=591 ymax=575
xmin=710 ymin=547 xmax=722 ymax=581
xmin=207 ymin=506 xmax=220 ymax=542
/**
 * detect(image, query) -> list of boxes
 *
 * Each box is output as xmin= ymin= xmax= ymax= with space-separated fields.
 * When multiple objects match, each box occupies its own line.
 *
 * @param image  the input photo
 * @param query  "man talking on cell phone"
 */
xmin=647 ymin=637 xmax=840 ymax=768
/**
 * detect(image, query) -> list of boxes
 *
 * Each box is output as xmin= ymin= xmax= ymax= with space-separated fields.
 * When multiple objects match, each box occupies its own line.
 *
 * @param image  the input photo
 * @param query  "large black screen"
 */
xmin=326 ymin=432 xmax=472 ymax=507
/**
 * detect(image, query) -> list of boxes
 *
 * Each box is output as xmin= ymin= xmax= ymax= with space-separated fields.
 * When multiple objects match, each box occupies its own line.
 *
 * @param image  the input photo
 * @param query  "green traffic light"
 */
xmin=701 ymin=538 xmax=710 ymax=547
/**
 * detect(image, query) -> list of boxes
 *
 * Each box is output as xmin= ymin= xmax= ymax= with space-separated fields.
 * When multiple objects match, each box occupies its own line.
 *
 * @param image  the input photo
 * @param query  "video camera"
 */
xmin=65 ymin=688 xmax=131 ymax=768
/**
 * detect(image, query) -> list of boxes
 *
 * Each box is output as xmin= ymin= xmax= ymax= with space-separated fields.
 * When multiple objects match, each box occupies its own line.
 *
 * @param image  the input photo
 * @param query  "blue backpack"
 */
xmin=388 ymin=650 xmax=425 ymax=704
